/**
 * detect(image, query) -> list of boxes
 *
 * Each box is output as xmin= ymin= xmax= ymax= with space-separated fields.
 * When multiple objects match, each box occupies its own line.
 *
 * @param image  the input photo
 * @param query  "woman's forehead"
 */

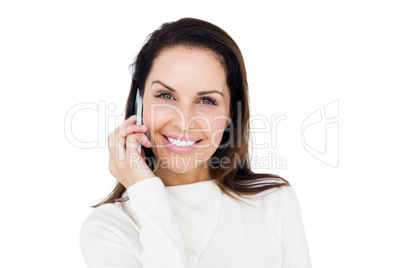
xmin=146 ymin=47 xmax=229 ymax=96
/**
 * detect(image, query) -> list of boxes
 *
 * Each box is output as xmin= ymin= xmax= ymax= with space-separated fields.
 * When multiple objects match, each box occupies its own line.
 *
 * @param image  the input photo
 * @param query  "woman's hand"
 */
xmin=108 ymin=115 xmax=155 ymax=189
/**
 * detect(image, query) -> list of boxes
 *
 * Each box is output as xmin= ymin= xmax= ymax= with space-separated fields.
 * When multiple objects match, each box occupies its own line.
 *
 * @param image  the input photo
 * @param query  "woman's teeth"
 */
xmin=166 ymin=137 xmax=197 ymax=147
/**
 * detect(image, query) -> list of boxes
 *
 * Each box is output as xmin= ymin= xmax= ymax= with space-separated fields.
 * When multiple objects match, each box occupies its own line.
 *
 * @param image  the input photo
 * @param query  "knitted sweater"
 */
xmin=79 ymin=176 xmax=312 ymax=267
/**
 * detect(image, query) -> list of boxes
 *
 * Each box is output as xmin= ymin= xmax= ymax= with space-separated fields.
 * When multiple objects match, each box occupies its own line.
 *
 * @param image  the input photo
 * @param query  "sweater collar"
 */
xmin=121 ymin=178 xmax=221 ymax=201
xmin=164 ymin=179 xmax=220 ymax=205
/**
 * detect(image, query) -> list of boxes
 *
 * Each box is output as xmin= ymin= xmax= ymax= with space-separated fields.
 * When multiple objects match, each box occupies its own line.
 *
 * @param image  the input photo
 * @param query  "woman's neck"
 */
xmin=153 ymin=165 xmax=212 ymax=187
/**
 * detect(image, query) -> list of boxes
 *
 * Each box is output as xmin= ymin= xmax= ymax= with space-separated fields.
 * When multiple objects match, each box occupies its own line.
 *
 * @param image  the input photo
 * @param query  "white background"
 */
xmin=1 ymin=0 xmax=401 ymax=267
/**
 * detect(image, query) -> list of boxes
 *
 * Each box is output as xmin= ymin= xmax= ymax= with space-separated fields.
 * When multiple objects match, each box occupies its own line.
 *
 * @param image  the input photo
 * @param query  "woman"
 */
xmin=79 ymin=17 xmax=312 ymax=268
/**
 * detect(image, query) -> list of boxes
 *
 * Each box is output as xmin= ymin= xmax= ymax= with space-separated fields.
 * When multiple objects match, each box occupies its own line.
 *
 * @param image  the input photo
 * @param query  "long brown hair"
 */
xmin=92 ymin=17 xmax=290 ymax=208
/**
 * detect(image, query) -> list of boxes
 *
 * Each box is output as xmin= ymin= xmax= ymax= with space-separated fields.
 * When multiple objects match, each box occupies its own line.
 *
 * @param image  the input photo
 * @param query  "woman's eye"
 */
xmin=155 ymin=92 xmax=173 ymax=100
xmin=154 ymin=92 xmax=217 ymax=106
xmin=201 ymin=98 xmax=217 ymax=105
xmin=161 ymin=93 xmax=172 ymax=99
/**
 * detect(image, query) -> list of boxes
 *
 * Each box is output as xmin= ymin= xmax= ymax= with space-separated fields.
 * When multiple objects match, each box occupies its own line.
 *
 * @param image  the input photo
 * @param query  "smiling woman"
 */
xmin=142 ymin=46 xmax=232 ymax=181
xmin=79 ymin=17 xmax=312 ymax=268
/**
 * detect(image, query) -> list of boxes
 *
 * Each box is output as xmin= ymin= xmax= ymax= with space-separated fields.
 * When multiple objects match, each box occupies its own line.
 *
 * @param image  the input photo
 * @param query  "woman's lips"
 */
xmin=162 ymin=134 xmax=202 ymax=155
xmin=162 ymin=133 xmax=202 ymax=142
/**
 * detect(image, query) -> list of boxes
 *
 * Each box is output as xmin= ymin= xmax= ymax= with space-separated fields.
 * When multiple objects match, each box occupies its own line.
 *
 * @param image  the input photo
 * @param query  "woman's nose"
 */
xmin=171 ymin=105 xmax=207 ymax=131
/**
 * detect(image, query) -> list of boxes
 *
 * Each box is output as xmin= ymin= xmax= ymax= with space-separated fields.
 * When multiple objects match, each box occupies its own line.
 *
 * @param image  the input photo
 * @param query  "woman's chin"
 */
xmin=152 ymin=156 xmax=190 ymax=173
xmin=163 ymin=164 xmax=193 ymax=174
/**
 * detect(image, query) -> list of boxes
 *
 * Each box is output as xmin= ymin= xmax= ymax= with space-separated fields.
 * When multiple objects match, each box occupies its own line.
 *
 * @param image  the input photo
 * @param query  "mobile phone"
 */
xmin=135 ymin=88 xmax=143 ymax=154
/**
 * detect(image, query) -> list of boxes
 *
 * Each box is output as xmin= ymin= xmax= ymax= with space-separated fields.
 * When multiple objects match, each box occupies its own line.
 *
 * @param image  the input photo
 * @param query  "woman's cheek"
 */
xmin=210 ymin=120 xmax=228 ymax=147
xmin=144 ymin=105 xmax=174 ymax=129
xmin=143 ymin=106 xmax=162 ymax=144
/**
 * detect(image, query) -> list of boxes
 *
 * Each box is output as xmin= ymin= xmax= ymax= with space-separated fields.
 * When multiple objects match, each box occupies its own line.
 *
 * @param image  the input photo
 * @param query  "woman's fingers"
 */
xmin=125 ymin=133 xmax=148 ymax=168
xmin=107 ymin=115 xmax=156 ymax=188
xmin=125 ymin=133 xmax=142 ymax=152
xmin=108 ymin=127 xmax=148 ymax=160
xmin=108 ymin=115 xmax=137 ymax=146
xmin=119 ymin=124 xmax=149 ymax=148
xmin=121 ymin=114 xmax=138 ymax=129
xmin=125 ymin=133 xmax=151 ymax=150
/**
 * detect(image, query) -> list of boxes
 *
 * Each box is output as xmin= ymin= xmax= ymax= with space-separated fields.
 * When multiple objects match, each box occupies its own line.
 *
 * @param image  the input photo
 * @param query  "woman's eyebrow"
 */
xmin=151 ymin=80 xmax=224 ymax=97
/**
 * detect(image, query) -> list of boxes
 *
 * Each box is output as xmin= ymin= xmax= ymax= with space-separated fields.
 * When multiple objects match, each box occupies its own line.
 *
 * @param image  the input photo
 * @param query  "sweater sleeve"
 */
xmin=79 ymin=211 xmax=142 ymax=267
xmin=127 ymin=176 xmax=188 ymax=268
xmin=281 ymin=186 xmax=312 ymax=268
xmin=79 ymin=176 xmax=188 ymax=268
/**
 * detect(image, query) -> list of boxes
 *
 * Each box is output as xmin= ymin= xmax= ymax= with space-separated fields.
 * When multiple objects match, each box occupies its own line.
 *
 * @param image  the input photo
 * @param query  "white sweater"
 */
xmin=79 ymin=176 xmax=312 ymax=268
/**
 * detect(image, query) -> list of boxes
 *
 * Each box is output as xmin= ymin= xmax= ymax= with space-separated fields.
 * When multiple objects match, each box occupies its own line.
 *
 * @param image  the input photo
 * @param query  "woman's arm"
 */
xmin=79 ymin=176 xmax=188 ymax=268
xmin=281 ymin=186 xmax=312 ymax=268
xmin=79 ymin=212 xmax=142 ymax=267
xmin=127 ymin=176 xmax=188 ymax=267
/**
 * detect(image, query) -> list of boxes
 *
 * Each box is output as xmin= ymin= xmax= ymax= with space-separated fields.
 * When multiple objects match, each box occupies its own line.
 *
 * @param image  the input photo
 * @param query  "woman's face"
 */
xmin=142 ymin=46 xmax=231 ymax=174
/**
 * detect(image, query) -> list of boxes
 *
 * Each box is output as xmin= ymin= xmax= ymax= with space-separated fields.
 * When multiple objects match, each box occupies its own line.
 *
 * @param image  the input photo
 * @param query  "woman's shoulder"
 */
xmin=80 ymin=200 xmax=139 ymax=237
xmin=252 ymin=184 xmax=305 ymax=225
xmin=81 ymin=202 xmax=122 ymax=224
xmin=79 ymin=202 xmax=144 ymax=266
xmin=261 ymin=185 xmax=301 ymax=208
xmin=231 ymin=184 xmax=300 ymax=211
xmin=260 ymin=184 xmax=298 ymax=201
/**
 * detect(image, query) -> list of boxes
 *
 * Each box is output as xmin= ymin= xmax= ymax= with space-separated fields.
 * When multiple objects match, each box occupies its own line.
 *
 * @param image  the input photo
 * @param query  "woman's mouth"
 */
xmin=162 ymin=134 xmax=202 ymax=154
